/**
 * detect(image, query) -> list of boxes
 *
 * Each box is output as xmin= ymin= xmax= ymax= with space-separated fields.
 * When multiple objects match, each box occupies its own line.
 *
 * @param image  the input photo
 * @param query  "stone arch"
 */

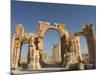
xmin=42 ymin=28 xmax=61 ymax=63
xmin=37 ymin=21 xmax=68 ymax=37
xmin=18 ymin=40 xmax=29 ymax=69
xmin=11 ymin=24 xmax=38 ymax=69
xmin=11 ymin=22 xmax=96 ymax=70
xmin=36 ymin=21 xmax=70 ymax=66
xmin=73 ymin=24 xmax=96 ymax=68
xmin=11 ymin=34 xmax=32 ymax=69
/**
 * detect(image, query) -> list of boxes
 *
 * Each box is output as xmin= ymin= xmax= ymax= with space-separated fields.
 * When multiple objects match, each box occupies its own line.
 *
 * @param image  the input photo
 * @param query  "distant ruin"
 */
xmin=11 ymin=21 xmax=96 ymax=70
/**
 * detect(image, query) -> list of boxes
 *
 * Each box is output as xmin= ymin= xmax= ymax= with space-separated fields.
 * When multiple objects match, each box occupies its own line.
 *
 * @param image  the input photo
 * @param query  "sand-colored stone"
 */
xmin=11 ymin=22 xmax=96 ymax=70
xmin=52 ymin=43 xmax=61 ymax=63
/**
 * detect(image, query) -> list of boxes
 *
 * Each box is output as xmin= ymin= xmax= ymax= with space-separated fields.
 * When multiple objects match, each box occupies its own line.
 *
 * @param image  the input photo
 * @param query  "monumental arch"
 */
xmin=37 ymin=21 xmax=70 ymax=65
xmin=12 ymin=24 xmax=42 ymax=69
xmin=11 ymin=21 xmax=96 ymax=70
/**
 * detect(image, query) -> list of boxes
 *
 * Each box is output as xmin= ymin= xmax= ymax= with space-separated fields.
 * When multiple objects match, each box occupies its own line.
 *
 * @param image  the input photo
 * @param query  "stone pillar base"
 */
xmin=11 ymin=63 xmax=18 ymax=70
xmin=28 ymin=62 xmax=41 ymax=70
xmin=77 ymin=63 xmax=84 ymax=70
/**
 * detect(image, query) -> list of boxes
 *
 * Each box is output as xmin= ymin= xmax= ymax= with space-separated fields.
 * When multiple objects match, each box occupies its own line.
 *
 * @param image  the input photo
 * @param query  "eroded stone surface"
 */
xmin=11 ymin=21 xmax=96 ymax=70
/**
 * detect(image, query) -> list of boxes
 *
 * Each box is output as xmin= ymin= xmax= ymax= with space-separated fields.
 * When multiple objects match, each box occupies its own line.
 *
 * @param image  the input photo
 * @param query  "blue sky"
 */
xmin=11 ymin=1 xmax=96 ymax=57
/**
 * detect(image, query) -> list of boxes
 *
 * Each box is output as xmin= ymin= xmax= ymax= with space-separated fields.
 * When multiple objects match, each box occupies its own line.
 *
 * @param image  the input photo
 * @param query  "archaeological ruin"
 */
xmin=11 ymin=21 xmax=96 ymax=71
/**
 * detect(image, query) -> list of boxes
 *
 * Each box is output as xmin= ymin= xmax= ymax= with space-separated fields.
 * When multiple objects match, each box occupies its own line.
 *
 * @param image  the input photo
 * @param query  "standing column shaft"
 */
xmin=11 ymin=33 xmax=18 ymax=69
xmin=76 ymin=36 xmax=82 ymax=61
xmin=82 ymin=24 xmax=96 ymax=68
xmin=87 ymin=34 xmax=96 ymax=67
xmin=14 ymin=40 xmax=21 ymax=69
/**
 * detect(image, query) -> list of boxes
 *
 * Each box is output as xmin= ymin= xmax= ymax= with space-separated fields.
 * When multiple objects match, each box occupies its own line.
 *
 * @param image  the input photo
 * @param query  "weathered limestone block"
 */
xmin=16 ymin=24 xmax=24 ymax=38
xmin=74 ymin=36 xmax=83 ymax=62
xmin=37 ymin=21 xmax=50 ymax=35
xmin=28 ymin=49 xmax=41 ymax=69
xmin=35 ymin=50 xmax=41 ymax=69
xmin=13 ymin=40 xmax=21 ymax=69
xmin=27 ymin=34 xmax=41 ymax=70
xmin=63 ymin=34 xmax=80 ymax=68
xmin=77 ymin=63 xmax=84 ymax=70
xmin=11 ymin=33 xmax=16 ymax=69
xmin=54 ymin=23 xmax=65 ymax=30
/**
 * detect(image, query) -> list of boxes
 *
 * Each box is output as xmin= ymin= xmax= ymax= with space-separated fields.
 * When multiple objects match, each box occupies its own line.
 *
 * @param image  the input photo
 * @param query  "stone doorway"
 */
xmin=37 ymin=21 xmax=69 ymax=68
xmin=42 ymin=29 xmax=61 ymax=68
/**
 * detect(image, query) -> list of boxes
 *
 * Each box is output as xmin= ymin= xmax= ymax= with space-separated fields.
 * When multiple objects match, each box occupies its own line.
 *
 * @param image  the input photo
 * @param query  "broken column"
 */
xmin=11 ymin=24 xmax=25 ymax=69
xmin=82 ymin=24 xmax=96 ymax=68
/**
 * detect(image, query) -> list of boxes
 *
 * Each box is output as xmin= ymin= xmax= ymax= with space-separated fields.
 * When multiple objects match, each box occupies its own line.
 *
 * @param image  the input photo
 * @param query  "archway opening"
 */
xmin=80 ymin=36 xmax=89 ymax=64
xmin=18 ymin=43 xmax=29 ymax=69
xmin=43 ymin=29 xmax=61 ymax=65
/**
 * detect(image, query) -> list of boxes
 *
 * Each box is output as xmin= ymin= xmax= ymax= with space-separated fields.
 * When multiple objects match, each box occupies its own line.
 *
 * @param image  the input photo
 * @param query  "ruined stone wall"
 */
xmin=11 ymin=22 xmax=96 ymax=70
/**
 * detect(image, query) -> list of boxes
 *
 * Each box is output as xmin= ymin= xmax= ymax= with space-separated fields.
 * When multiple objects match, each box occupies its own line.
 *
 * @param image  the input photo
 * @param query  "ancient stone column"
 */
xmin=11 ymin=33 xmax=16 ymax=69
xmin=11 ymin=33 xmax=22 ymax=69
xmin=14 ymin=40 xmax=21 ymax=69
xmin=28 ymin=34 xmax=41 ymax=69
xmin=86 ymin=29 xmax=96 ymax=68
xmin=11 ymin=24 xmax=24 ymax=69
xmin=71 ymin=36 xmax=78 ymax=63
xmin=75 ymin=36 xmax=83 ymax=62
xmin=73 ymin=36 xmax=78 ymax=59
xmin=82 ymin=24 xmax=96 ymax=68
xmin=63 ymin=35 xmax=72 ymax=68
xmin=61 ymin=34 xmax=67 ymax=65
xmin=28 ymin=36 xmax=35 ymax=69
xmin=60 ymin=32 xmax=69 ymax=65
